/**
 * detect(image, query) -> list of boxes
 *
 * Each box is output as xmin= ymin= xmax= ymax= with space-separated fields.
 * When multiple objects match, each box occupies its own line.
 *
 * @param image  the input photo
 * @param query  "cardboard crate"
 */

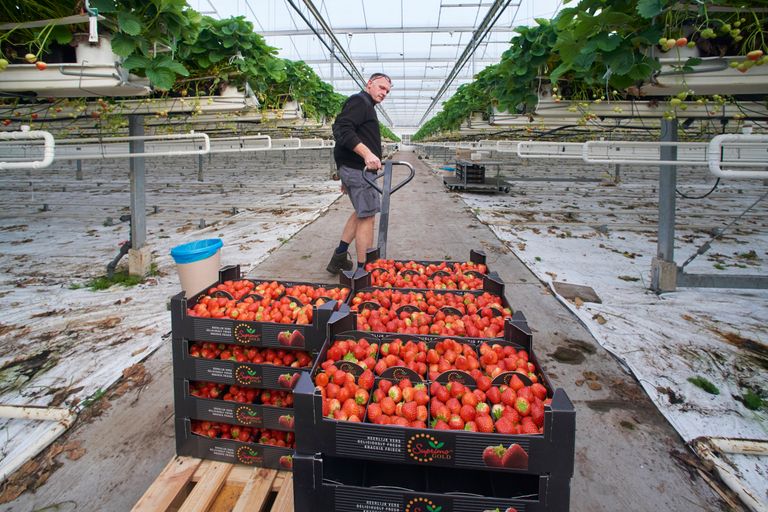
xmin=174 ymin=378 xmax=295 ymax=431
xmin=175 ymin=417 xmax=295 ymax=471
xmin=293 ymin=453 xmax=571 ymax=512
xmin=293 ymin=312 xmax=575 ymax=479
xmin=171 ymin=265 xmax=348 ymax=352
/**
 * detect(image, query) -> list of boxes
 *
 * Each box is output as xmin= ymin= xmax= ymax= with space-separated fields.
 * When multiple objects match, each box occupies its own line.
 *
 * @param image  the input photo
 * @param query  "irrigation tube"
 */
xmin=0 ymin=405 xmax=77 ymax=483
xmin=708 ymin=134 xmax=768 ymax=179
xmin=51 ymin=132 xmax=211 ymax=161
xmin=0 ymin=128 xmax=55 ymax=170
xmin=583 ymin=140 xmax=710 ymax=166
xmin=208 ymin=134 xmax=272 ymax=153
xmin=516 ymin=141 xmax=584 ymax=160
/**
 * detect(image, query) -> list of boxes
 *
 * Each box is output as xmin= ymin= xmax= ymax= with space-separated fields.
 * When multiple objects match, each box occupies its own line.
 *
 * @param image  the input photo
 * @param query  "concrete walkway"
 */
xmin=3 ymin=151 xmax=724 ymax=511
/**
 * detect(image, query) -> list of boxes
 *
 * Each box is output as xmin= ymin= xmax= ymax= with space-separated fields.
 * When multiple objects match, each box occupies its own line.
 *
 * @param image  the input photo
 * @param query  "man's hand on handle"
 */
xmin=364 ymin=153 xmax=382 ymax=171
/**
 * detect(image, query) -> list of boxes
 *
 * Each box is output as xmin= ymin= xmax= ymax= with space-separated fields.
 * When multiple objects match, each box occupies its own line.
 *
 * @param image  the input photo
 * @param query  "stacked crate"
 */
xmin=293 ymin=251 xmax=575 ymax=511
xmin=170 ymin=264 xmax=349 ymax=471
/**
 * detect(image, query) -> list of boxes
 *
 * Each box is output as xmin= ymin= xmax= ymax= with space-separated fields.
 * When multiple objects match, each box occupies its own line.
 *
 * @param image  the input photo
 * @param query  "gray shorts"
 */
xmin=338 ymin=164 xmax=381 ymax=218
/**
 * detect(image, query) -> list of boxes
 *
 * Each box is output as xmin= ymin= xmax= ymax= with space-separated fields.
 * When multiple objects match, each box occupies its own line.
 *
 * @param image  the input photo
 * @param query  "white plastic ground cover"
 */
xmin=0 ymin=152 xmax=341 ymax=482
xmin=453 ymin=161 xmax=767 ymax=507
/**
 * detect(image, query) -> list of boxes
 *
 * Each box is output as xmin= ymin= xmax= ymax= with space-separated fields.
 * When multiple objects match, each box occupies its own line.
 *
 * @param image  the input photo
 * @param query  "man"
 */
xmin=326 ymin=72 xmax=392 ymax=275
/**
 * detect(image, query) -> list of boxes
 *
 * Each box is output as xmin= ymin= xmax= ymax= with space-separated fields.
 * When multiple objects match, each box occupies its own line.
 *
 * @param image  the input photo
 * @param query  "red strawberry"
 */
xmin=367 ymin=402 xmax=382 ymax=423
xmin=476 ymin=375 xmax=492 ymax=391
xmin=279 ymin=455 xmax=293 ymax=469
xmin=459 ymin=404 xmax=476 ymax=423
xmin=475 ymin=414 xmax=494 ymax=433
xmin=482 ymin=445 xmax=505 ymax=467
xmin=277 ymin=330 xmax=291 ymax=346
xmin=521 ymin=418 xmax=539 ymax=434
xmin=475 ymin=402 xmax=490 ymax=415
xmin=448 ymin=414 xmax=464 ymax=430
xmin=501 ymin=443 xmax=529 ymax=469
xmin=358 ymin=369 xmax=374 ymax=390
xmin=509 ymin=373 xmax=525 ymax=391
xmin=531 ymin=382 xmax=547 ymax=400
xmin=289 ymin=329 xmax=304 ymax=347
xmin=432 ymin=419 xmax=450 ymax=430
xmin=494 ymin=416 xmax=515 ymax=434
xmin=501 ymin=387 xmax=516 ymax=406
xmin=486 ymin=386 xmax=501 ymax=404
xmin=464 ymin=421 xmax=477 ymax=432
xmin=402 ymin=401 xmax=418 ymax=422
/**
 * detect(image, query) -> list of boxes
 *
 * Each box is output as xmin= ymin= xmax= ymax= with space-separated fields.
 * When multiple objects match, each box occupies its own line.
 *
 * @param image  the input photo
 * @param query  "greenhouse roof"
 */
xmin=201 ymin=0 xmax=564 ymax=132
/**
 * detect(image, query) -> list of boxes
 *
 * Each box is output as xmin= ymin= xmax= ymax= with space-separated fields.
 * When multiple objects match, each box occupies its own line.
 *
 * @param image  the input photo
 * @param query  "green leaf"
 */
xmin=604 ymin=50 xmax=636 ymax=76
xmin=164 ymin=60 xmax=189 ymax=77
xmin=122 ymin=55 xmax=150 ymax=71
xmin=209 ymin=51 xmax=226 ymax=63
xmin=117 ymin=11 xmax=143 ymax=36
xmin=51 ymin=26 xmax=73 ymax=45
xmin=636 ymin=0 xmax=664 ymax=19
xmin=627 ymin=62 xmax=655 ymax=80
xmin=685 ymin=57 xmax=703 ymax=68
xmin=110 ymin=33 xmax=138 ymax=57
xmin=146 ymin=68 xmax=176 ymax=91
xmin=549 ymin=61 xmax=572 ymax=83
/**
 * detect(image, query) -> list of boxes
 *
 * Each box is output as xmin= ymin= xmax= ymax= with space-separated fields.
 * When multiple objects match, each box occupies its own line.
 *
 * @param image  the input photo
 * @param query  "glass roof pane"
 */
xmin=203 ymin=0 xmax=564 ymax=132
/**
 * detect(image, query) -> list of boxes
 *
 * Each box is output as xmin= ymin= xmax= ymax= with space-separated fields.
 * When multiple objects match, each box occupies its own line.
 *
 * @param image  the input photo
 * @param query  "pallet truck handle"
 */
xmin=362 ymin=160 xmax=415 ymax=194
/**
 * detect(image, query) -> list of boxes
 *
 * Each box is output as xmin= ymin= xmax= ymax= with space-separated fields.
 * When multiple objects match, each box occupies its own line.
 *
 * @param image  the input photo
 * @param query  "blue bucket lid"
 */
xmin=170 ymin=238 xmax=223 ymax=264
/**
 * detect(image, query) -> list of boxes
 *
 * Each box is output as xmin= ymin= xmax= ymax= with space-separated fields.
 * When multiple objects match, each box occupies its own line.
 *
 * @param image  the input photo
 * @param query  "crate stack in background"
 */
xmin=169 ymin=264 xmax=350 ymax=471
xmin=292 ymin=250 xmax=575 ymax=512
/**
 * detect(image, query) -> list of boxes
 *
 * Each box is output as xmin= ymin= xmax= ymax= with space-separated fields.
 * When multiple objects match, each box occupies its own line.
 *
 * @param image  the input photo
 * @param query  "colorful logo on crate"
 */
xmin=235 ymin=406 xmax=261 ymax=425
xmin=406 ymin=433 xmax=453 ymax=463
xmin=235 ymin=366 xmax=262 ymax=385
xmin=233 ymin=323 xmax=261 ymax=344
xmin=405 ymin=497 xmax=444 ymax=512
xmin=236 ymin=446 xmax=263 ymax=465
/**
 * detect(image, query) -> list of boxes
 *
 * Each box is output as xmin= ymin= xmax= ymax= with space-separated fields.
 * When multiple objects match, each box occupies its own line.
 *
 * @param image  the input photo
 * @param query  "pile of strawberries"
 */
xmin=188 ymin=341 xmax=312 ymax=368
xmin=429 ymin=380 xmax=548 ymax=434
xmin=190 ymin=381 xmax=294 ymax=407
xmin=350 ymin=289 xmax=511 ymax=337
xmin=191 ymin=420 xmax=295 ymax=447
xmin=186 ymin=279 xmax=348 ymax=323
xmin=365 ymin=258 xmax=487 ymax=290
xmin=313 ymin=338 xmax=550 ymax=434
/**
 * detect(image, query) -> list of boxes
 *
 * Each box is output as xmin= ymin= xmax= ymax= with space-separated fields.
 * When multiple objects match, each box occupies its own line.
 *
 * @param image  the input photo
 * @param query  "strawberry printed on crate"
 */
xmin=190 ymin=420 xmax=295 ymax=447
xmin=189 ymin=342 xmax=312 ymax=368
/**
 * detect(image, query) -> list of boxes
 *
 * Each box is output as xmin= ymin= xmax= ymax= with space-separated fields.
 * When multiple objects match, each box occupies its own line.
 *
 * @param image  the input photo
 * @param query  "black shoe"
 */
xmin=326 ymin=251 xmax=353 ymax=274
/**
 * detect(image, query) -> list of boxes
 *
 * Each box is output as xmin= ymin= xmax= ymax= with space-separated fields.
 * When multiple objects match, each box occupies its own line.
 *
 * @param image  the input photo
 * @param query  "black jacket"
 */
xmin=332 ymin=91 xmax=381 ymax=170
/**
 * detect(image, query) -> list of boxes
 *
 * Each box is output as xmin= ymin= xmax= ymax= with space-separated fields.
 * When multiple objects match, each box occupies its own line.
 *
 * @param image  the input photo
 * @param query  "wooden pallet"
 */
xmin=132 ymin=456 xmax=293 ymax=512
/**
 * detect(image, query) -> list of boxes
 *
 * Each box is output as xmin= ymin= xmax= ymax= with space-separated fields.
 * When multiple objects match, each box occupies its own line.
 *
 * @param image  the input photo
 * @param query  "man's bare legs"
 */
xmin=340 ymin=212 xmax=375 ymax=265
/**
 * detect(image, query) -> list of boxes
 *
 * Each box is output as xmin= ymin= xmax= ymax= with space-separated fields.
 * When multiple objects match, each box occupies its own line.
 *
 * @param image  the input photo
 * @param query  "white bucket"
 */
xmin=170 ymin=239 xmax=223 ymax=298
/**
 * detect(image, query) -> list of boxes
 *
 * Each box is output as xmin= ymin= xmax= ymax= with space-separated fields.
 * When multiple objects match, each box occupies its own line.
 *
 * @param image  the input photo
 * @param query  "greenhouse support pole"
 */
xmin=651 ymin=118 xmax=678 ymax=293
xmin=127 ymin=115 xmax=151 ymax=277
